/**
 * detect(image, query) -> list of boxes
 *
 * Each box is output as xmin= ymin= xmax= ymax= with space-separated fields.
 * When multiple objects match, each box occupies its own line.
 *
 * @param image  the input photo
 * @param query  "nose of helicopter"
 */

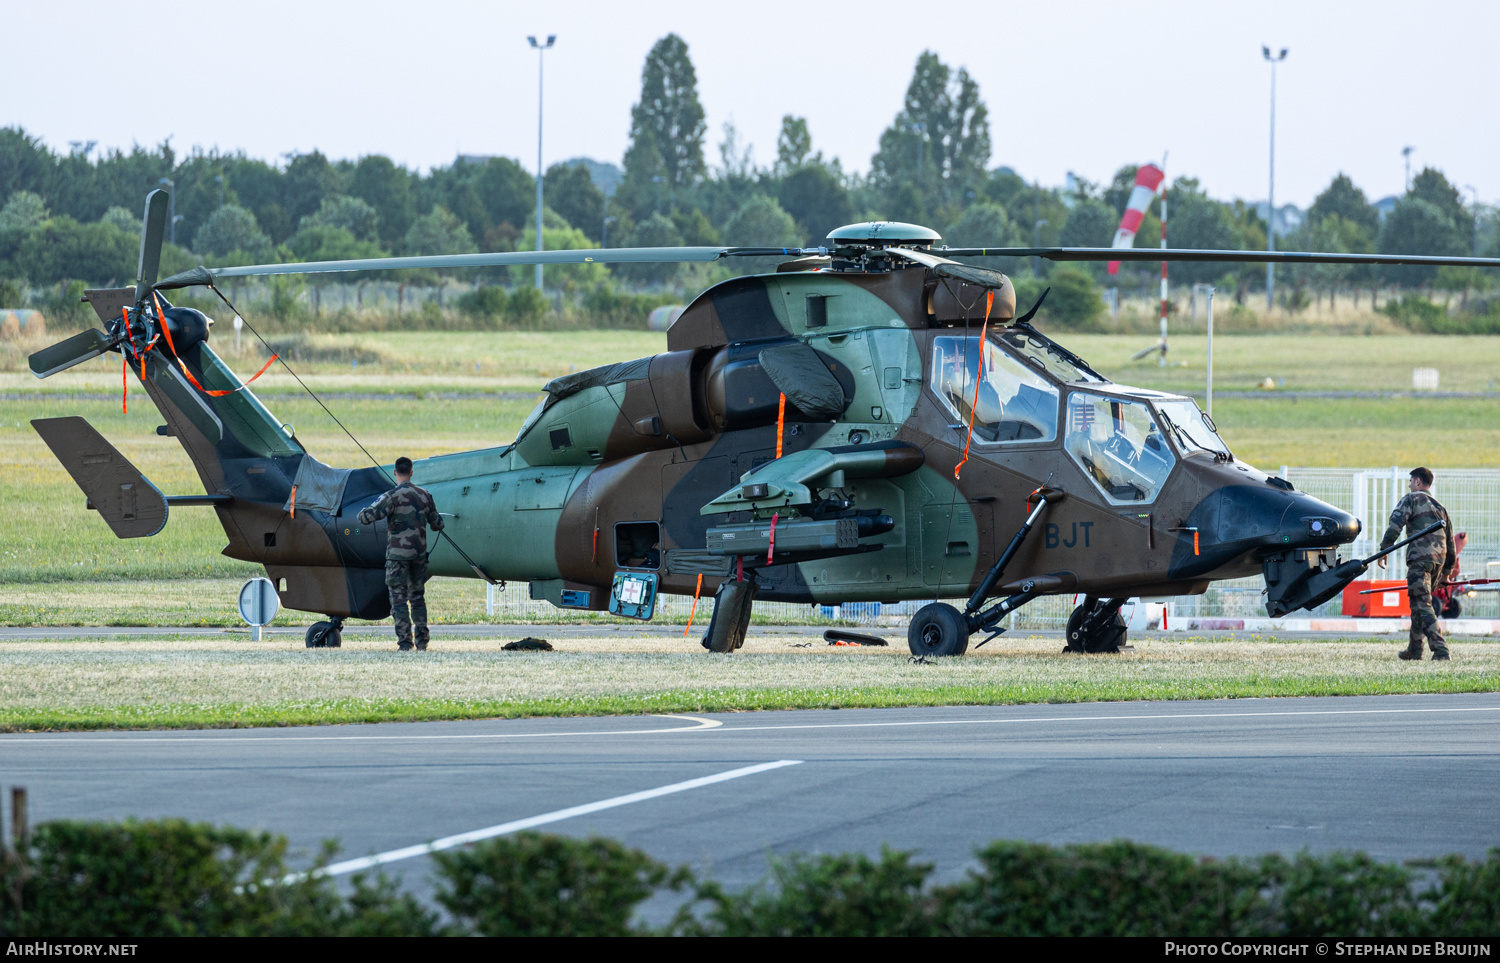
xmin=1265 ymin=492 xmax=1362 ymax=551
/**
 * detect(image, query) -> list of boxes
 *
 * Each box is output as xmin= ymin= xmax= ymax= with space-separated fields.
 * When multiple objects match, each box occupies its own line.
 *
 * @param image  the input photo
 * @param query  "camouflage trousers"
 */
xmin=1407 ymin=557 xmax=1449 ymax=654
xmin=385 ymin=557 xmax=430 ymax=648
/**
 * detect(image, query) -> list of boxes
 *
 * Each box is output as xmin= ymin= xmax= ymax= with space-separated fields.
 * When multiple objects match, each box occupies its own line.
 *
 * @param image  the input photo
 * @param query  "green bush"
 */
xmin=1428 ymin=853 xmax=1500 ymax=936
xmin=8 ymin=818 xmax=1500 ymax=938
xmin=0 ymin=819 xmax=435 ymax=937
xmin=1258 ymin=850 xmax=1426 ymax=937
xmin=456 ymin=284 xmax=508 ymax=321
xmin=1012 ymin=270 xmax=1105 ymax=330
xmin=676 ymin=847 xmax=935 ymax=936
xmin=937 ymin=839 xmax=1267 ymax=936
xmin=506 ymin=285 xmax=549 ymax=324
xmin=1381 ymin=294 xmax=1500 ymax=334
xmin=434 ymin=832 xmax=684 ymax=936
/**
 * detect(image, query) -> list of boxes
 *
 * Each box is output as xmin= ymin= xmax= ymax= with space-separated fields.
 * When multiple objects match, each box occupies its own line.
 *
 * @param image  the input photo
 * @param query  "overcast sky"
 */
xmin=8 ymin=0 xmax=1497 ymax=208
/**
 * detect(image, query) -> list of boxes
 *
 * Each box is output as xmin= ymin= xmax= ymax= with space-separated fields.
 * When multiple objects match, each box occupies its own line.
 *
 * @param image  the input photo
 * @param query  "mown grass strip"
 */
xmin=5 ymin=671 xmax=1500 ymax=733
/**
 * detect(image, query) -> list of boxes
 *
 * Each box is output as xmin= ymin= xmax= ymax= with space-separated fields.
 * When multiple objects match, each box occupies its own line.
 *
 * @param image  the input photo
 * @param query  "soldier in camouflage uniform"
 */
xmin=358 ymin=456 xmax=444 ymax=650
xmin=1378 ymin=467 xmax=1457 ymax=661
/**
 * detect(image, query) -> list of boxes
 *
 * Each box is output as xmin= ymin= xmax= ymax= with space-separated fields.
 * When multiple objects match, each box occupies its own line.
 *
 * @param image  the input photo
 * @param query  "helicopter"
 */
xmin=27 ymin=189 xmax=1500 ymax=654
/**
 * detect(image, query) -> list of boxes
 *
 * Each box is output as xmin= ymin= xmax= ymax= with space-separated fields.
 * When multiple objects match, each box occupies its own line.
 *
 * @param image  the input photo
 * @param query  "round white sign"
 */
xmin=238 ymin=577 xmax=280 ymax=626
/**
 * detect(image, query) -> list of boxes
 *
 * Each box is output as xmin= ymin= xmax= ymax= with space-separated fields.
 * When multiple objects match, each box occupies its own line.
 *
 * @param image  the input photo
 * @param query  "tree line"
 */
xmin=1 ymin=33 xmax=1495 ymax=311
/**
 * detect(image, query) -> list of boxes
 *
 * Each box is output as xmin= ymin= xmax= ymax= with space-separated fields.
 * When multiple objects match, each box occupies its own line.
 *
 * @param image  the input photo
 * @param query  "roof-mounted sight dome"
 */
xmin=827 ymin=221 xmax=942 ymax=247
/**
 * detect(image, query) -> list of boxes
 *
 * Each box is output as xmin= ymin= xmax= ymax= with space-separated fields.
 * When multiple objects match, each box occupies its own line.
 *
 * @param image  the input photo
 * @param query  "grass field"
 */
xmin=4 ymin=331 xmax=1500 ymax=589
xmin=0 ymin=633 xmax=1494 ymax=731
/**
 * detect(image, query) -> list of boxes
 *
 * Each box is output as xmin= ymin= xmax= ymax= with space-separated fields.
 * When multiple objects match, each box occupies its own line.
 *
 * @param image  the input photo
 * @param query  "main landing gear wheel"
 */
xmin=907 ymin=602 xmax=971 ymax=657
xmin=305 ymin=619 xmax=343 ymax=648
xmin=1064 ymin=598 xmax=1127 ymax=654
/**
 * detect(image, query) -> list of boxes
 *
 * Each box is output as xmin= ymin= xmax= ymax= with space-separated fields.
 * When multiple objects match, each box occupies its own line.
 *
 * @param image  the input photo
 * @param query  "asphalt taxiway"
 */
xmin=3 ymin=693 xmax=1497 ymax=893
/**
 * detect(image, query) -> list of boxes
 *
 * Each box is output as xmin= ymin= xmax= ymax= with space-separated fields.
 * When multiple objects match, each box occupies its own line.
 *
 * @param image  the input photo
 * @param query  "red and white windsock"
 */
xmin=1107 ymin=163 xmax=1166 ymax=275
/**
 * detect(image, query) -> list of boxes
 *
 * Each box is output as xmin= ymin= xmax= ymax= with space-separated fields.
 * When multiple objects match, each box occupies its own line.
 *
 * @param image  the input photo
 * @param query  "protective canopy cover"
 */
xmin=932 ymin=260 xmax=1008 ymax=290
xmin=542 ymin=356 xmax=653 ymax=404
xmin=758 ymin=342 xmax=849 ymax=420
xmin=284 ymin=453 xmax=353 ymax=515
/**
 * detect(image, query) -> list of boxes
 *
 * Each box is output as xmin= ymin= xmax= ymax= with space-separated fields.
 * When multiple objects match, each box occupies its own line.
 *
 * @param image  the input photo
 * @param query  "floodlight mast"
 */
xmin=1262 ymin=45 xmax=1288 ymax=312
xmin=528 ymin=34 xmax=557 ymax=292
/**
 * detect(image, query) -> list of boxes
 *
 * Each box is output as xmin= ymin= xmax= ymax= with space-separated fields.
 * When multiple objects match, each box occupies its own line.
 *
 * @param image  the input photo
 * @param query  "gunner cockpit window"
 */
xmin=930 ymin=335 xmax=1059 ymax=443
xmin=1064 ymin=392 xmax=1174 ymax=503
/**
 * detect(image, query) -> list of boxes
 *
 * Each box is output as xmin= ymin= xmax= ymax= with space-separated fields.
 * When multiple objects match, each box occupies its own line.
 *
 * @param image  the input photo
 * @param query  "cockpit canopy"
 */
xmin=925 ymin=325 xmax=1233 ymax=505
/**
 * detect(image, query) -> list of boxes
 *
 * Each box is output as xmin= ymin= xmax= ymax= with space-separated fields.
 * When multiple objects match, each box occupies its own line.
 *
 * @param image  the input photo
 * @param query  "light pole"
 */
xmin=528 ymin=34 xmax=556 ymax=292
xmin=1402 ymin=146 xmax=1415 ymax=192
xmin=1466 ymin=185 xmax=1479 ymax=256
xmin=1032 ymin=218 xmax=1048 ymax=275
xmin=1262 ymin=45 xmax=1288 ymax=312
xmin=158 ymin=177 xmax=176 ymax=245
xmin=602 ymin=214 xmax=616 ymax=249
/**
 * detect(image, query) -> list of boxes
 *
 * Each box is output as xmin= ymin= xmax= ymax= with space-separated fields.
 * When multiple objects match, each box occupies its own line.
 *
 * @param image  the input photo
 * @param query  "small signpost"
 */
xmin=238 ymin=577 xmax=279 ymax=641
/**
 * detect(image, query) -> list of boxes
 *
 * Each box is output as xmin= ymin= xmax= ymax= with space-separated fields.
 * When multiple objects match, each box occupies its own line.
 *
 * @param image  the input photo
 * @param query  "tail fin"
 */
xmin=32 ymin=416 xmax=168 ymax=538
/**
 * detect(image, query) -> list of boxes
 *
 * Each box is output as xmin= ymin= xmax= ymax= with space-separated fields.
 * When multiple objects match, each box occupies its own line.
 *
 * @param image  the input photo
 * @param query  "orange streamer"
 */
xmin=775 ymin=392 xmax=786 ymax=459
xmin=121 ymin=357 xmax=128 ymax=414
xmin=1193 ymin=531 xmax=1200 ymax=556
xmin=153 ymin=292 xmax=277 ymax=396
xmin=953 ymin=290 xmax=996 ymax=480
xmin=682 ymin=572 xmax=705 ymax=637
xmin=766 ymin=512 xmax=780 ymax=565
xmin=290 ymin=485 xmax=297 ymax=518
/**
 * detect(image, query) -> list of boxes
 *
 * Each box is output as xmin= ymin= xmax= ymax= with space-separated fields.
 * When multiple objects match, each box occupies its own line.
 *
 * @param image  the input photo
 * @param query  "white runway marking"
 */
xmin=9 ymin=703 xmax=1499 ymax=745
xmin=299 ymin=759 xmax=803 ymax=880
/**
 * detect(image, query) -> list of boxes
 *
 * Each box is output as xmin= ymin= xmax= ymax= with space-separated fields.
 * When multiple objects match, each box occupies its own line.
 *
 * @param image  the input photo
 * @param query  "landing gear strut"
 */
xmin=906 ymin=490 xmax=1059 ymax=657
xmin=306 ymin=617 xmax=344 ymax=648
xmin=1063 ymin=597 xmax=1127 ymax=653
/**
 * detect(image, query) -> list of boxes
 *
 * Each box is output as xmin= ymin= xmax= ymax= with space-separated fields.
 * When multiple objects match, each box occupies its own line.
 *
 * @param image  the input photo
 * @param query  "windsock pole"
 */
xmin=1158 ymin=164 xmax=1169 ymax=366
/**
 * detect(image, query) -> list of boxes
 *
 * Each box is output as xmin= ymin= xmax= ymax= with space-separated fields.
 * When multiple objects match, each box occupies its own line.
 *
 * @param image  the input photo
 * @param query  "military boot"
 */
xmin=1430 ymin=644 xmax=1451 ymax=661
xmin=1398 ymin=643 xmax=1423 ymax=661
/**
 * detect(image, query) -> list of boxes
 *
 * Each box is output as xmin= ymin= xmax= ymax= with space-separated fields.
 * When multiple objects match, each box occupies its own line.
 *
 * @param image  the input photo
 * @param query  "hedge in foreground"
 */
xmin=2 ymin=820 xmax=1499 ymax=937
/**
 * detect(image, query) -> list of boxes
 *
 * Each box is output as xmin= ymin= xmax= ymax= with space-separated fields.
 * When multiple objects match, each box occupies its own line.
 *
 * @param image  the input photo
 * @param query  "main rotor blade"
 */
xmin=137 ymin=190 xmax=169 ymax=293
xmin=940 ymin=246 xmax=1500 ymax=269
xmin=157 ymin=245 xmax=830 ymax=288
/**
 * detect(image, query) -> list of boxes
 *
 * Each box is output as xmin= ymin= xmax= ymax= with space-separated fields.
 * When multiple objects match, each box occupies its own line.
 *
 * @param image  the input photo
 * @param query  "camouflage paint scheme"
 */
xmin=74 ymin=244 xmax=1363 ymax=630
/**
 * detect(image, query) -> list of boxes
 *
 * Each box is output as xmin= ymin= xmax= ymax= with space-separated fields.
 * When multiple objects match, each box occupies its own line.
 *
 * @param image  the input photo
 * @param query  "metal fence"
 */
xmin=1165 ymin=466 xmax=1500 ymax=623
xmin=467 ymin=467 xmax=1500 ymax=630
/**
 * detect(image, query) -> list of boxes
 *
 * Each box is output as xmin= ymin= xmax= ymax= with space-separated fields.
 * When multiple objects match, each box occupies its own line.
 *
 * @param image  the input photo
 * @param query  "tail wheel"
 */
xmin=306 ymin=620 xmax=342 ymax=648
xmin=907 ymin=602 xmax=971 ymax=657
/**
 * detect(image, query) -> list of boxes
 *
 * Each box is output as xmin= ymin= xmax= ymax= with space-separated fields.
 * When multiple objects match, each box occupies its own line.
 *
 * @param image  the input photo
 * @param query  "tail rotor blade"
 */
xmin=137 ymin=189 xmax=169 ymax=296
xmin=29 ymin=329 xmax=115 ymax=379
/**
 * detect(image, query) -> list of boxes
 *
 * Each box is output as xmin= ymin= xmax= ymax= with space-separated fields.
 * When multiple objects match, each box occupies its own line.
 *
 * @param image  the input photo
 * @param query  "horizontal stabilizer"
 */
xmin=32 ymin=416 xmax=168 ymax=538
xmin=29 ymin=329 xmax=113 ymax=379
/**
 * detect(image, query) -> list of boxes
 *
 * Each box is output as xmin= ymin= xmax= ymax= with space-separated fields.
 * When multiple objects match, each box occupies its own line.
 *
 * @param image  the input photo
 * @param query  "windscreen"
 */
xmin=1065 ymin=392 xmax=1174 ymax=503
xmin=1154 ymin=399 xmax=1233 ymax=458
